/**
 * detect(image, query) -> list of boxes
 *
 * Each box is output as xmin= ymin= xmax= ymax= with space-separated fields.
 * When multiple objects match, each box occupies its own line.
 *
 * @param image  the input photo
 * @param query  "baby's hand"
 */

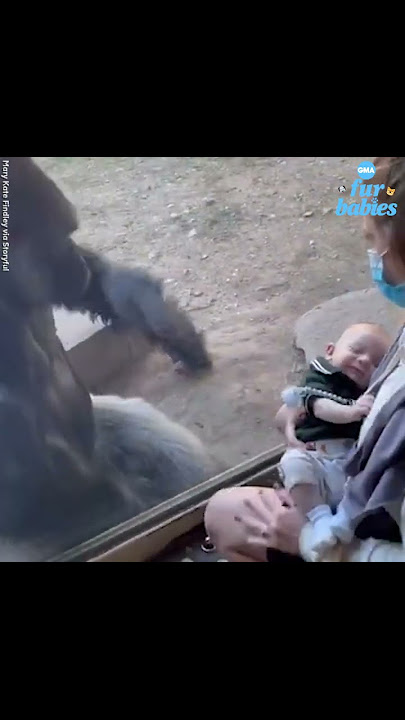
xmin=284 ymin=407 xmax=307 ymax=450
xmin=350 ymin=393 xmax=374 ymax=421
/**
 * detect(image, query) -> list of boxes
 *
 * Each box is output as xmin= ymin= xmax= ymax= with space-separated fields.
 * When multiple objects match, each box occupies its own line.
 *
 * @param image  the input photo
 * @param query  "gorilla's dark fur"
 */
xmin=0 ymin=157 xmax=218 ymax=561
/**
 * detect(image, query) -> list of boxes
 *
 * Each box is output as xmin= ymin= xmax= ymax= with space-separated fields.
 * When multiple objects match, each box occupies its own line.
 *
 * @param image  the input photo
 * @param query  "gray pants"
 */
xmin=278 ymin=439 xmax=355 ymax=511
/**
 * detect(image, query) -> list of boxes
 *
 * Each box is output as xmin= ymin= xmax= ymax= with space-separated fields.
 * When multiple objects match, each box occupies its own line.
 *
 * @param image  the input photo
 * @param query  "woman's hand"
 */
xmin=238 ymin=488 xmax=307 ymax=556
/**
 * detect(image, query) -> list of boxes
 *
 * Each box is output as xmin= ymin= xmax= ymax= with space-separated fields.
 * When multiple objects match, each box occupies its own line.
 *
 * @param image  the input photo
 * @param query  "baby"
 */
xmin=276 ymin=323 xmax=391 ymax=517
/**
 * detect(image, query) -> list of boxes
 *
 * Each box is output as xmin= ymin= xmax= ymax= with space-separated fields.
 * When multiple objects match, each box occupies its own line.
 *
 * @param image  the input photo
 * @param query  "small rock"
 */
xmin=269 ymin=213 xmax=276 ymax=219
xmin=170 ymin=212 xmax=179 ymax=219
xmin=192 ymin=290 xmax=203 ymax=297
xmin=322 ymin=207 xmax=333 ymax=215
xmin=204 ymin=198 xmax=216 ymax=206
xmin=167 ymin=203 xmax=174 ymax=209
xmin=309 ymin=240 xmax=315 ymax=247
xmin=181 ymin=558 xmax=194 ymax=562
xmin=303 ymin=210 xmax=314 ymax=218
xmin=201 ymin=254 xmax=209 ymax=260
xmin=183 ymin=268 xmax=191 ymax=275
xmin=188 ymin=229 xmax=197 ymax=238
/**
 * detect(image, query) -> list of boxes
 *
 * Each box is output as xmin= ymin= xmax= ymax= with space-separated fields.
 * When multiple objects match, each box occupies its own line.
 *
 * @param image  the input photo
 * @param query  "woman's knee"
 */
xmin=204 ymin=489 xmax=236 ymax=548
xmin=204 ymin=487 xmax=269 ymax=561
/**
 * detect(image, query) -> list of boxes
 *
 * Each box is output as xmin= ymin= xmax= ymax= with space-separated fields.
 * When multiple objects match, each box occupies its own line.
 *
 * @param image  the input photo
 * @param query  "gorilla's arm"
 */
xmin=5 ymin=157 xmax=211 ymax=372
xmin=54 ymin=243 xmax=212 ymax=373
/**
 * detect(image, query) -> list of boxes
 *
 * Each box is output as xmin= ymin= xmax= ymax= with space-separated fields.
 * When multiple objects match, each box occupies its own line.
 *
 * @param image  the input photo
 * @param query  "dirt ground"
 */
xmin=37 ymin=156 xmax=376 ymax=470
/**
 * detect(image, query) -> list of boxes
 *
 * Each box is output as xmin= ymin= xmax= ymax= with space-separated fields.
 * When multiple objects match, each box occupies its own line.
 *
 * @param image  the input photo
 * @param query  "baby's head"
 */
xmin=325 ymin=323 xmax=391 ymax=389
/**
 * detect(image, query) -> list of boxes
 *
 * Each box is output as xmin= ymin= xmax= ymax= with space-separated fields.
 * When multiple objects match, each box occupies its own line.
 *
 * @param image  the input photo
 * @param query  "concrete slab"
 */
xmin=53 ymin=308 xmax=153 ymax=393
xmin=295 ymin=288 xmax=404 ymax=362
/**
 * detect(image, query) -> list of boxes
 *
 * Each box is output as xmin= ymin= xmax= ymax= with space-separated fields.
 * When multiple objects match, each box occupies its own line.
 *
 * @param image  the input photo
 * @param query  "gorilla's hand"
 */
xmin=101 ymin=264 xmax=212 ymax=373
xmin=57 ymin=244 xmax=212 ymax=374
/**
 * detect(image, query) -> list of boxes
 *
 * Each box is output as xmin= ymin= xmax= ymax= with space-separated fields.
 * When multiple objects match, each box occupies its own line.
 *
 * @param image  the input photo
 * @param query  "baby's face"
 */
xmin=327 ymin=327 xmax=390 ymax=389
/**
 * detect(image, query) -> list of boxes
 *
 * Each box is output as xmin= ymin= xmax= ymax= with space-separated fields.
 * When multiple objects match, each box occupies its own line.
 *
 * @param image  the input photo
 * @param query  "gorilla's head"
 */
xmin=1 ymin=157 xmax=89 ymax=309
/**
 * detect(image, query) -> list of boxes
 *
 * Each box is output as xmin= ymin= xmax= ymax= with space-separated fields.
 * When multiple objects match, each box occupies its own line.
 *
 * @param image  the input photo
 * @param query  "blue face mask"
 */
xmin=368 ymin=249 xmax=405 ymax=308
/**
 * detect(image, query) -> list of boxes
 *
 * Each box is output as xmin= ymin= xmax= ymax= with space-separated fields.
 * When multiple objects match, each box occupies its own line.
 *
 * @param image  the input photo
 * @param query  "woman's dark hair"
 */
xmin=368 ymin=157 xmax=405 ymax=263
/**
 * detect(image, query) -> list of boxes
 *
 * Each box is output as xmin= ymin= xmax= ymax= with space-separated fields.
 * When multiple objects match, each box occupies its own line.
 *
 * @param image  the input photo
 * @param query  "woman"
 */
xmin=204 ymin=157 xmax=405 ymax=562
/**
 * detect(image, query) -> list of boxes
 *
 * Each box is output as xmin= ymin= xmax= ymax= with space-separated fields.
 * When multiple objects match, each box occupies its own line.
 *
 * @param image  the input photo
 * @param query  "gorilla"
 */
xmin=0 ymin=157 xmax=220 ymax=561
